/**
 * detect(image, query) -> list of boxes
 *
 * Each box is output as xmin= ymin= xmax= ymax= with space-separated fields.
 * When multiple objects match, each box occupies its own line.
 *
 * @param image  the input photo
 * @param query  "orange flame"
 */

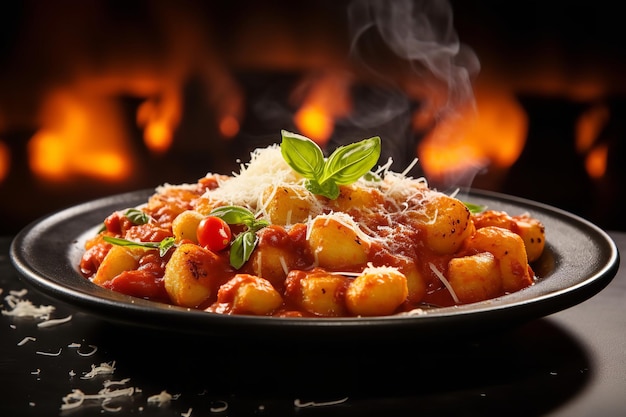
xmin=219 ymin=115 xmax=240 ymax=139
xmin=418 ymin=88 xmax=527 ymax=182
xmin=575 ymin=104 xmax=610 ymax=179
xmin=576 ymin=104 xmax=610 ymax=154
xmin=585 ymin=144 xmax=609 ymax=179
xmin=28 ymin=90 xmax=133 ymax=182
xmin=293 ymin=72 xmax=352 ymax=145
xmin=136 ymin=90 xmax=181 ymax=154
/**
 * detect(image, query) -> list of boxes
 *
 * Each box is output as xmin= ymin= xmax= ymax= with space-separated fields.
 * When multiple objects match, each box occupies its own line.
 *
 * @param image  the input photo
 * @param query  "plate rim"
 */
xmin=9 ymin=188 xmax=621 ymax=338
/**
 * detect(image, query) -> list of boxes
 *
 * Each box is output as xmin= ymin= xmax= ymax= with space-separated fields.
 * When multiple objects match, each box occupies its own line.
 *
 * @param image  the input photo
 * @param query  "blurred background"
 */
xmin=1 ymin=0 xmax=625 ymax=235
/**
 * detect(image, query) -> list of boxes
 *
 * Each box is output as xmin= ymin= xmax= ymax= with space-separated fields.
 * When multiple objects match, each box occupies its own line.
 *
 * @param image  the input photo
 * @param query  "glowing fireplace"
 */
xmin=1 ymin=0 xmax=625 ymax=235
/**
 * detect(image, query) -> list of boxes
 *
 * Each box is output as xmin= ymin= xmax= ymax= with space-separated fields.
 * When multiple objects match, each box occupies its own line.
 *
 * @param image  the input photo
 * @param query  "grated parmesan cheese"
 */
xmin=1 ymin=298 xmax=55 ymax=319
xmin=147 ymin=390 xmax=174 ymax=405
xmin=17 ymin=336 xmax=36 ymax=346
xmin=429 ymin=262 xmax=460 ymax=304
xmin=36 ymin=348 xmax=62 ymax=356
xmin=78 ymin=344 xmax=98 ymax=357
xmin=294 ymin=397 xmax=349 ymax=408
xmin=37 ymin=314 xmax=72 ymax=328
xmin=81 ymin=361 xmax=116 ymax=379
xmin=306 ymin=212 xmax=375 ymax=246
xmin=202 ymin=145 xmax=304 ymax=211
xmin=209 ymin=401 xmax=228 ymax=413
xmin=60 ymin=387 xmax=135 ymax=411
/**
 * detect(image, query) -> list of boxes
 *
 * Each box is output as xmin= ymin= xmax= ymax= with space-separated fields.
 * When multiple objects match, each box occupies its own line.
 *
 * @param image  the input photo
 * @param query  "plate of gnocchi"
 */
xmin=10 ymin=133 xmax=620 ymax=341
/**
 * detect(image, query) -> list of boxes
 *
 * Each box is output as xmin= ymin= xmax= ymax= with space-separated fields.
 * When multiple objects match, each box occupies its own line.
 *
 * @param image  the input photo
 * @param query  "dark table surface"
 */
xmin=1 ymin=232 xmax=625 ymax=417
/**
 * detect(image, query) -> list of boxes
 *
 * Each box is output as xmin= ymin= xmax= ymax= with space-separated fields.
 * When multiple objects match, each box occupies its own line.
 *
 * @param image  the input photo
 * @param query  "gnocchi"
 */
xmin=80 ymin=136 xmax=546 ymax=317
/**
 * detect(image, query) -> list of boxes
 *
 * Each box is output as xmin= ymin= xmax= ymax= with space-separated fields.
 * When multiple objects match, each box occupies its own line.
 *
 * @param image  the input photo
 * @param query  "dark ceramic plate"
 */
xmin=9 ymin=188 xmax=619 ymax=341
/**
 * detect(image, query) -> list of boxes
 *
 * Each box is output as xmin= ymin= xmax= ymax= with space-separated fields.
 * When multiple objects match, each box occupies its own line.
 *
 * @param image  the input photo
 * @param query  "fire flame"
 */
xmin=293 ymin=72 xmax=352 ymax=145
xmin=585 ymin=144 xmax=609 ymax=179
xmin=576 ymin=104 xmax=610 ymax=179
xmin=136 ymin=89 xmax=181 ymax=154
xmin=417 ymin=87 xmax=527 ymax=183
xmin=27 ymin=90 xmax=133 ymax=182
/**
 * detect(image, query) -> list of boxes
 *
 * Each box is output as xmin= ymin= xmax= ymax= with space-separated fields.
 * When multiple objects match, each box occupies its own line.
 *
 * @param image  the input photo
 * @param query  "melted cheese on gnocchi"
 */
xmin=79 ymin=144 xmax=546 ymax=317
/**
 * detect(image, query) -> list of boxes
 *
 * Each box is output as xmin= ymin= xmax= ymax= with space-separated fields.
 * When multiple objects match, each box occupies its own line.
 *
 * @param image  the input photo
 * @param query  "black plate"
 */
xmin=9 ymin=188 xmax=620 ymax=342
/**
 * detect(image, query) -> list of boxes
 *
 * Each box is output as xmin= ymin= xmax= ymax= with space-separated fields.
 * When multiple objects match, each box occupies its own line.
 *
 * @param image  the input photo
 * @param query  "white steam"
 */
xmin=347 ymin=0 xmax=480 ymax=117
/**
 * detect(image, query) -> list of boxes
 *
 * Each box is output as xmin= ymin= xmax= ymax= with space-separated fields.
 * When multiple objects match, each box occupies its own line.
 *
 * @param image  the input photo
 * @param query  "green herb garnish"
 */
xmin=280 ymin=130 xmax=381 ymax=199
xmin=463 ymin=201 xmax=487 ymax=214
xmin=124 ymin=208 xmax=151 ymax=225
xmin=103 ymin=236 xmax=176 ymax=257
xmin=209 ymin=206 xmax=269 ymax=269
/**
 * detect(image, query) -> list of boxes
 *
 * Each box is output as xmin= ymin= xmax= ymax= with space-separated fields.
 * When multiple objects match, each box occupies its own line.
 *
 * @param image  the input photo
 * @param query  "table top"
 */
xmin=1 ymin=232 xmax=625 ymax=417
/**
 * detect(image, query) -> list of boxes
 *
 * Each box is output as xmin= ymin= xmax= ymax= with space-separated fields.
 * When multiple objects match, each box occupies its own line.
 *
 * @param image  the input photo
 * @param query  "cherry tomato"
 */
xmin=197 ymin=216 xmax=232 ymax=251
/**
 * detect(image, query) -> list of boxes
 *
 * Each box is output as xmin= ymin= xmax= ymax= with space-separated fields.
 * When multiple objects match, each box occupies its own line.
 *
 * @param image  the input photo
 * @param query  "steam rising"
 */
xmin=334 ymin=0 xmax=480 ymax=178
xmin=348 ymin=0 xmax=479 ymax=118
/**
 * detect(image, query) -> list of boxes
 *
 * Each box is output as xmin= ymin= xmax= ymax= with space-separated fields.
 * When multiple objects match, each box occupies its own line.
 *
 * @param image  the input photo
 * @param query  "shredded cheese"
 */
xmin=10 ymin=289 xmax=28 ymax=297
xmin=104 ymin=378 xmax=131 ymax=387
xmin=1 ymin=298 xmax=55 ymax=319
xmin=429 ymin=262 xmax=459 ymax=304
xmin=306 ymin=212 xmax=374 ymax=246
xmin=36 ymin=348 xmax=62 ymax=357
xmin=37 ymin=314 xmax=72 ymax=328
xmin=60 ymin=387 xmax=135 ymax=411
xmin=209 ymin=401 xmax=228 ymax=413
xmin=68 ymin=342 xmax=99 ymax=356
xmin=147 ymin=390 xmax=173 ymax=405
xmin=202 ymin=145 xmax=304 ymax=210
xmin=77 ymin=344 xmax=98 ymax=357
xmin=294 ymin=397 xmax=349 ymax=408
xmin=17 ymin=336 xmax=36 ymax=346
xmin=81 ymin=361 xmax=116 ymax=379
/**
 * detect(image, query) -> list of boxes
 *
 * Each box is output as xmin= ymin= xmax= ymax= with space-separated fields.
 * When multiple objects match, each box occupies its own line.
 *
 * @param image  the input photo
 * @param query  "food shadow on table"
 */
xmin=58 ymin=315 xmax=591 ymax=416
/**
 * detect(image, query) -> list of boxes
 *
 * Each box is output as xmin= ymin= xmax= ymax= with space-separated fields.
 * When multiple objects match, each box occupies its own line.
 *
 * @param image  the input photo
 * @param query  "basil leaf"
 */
xmin=250 ymin=219 xmax=270 ymax=232
xmin=306 ymin=178 xmax=339 ymax=200
xmin=103 ymin=236 xmax=158 ymax=250
xmin=158 ymin=237 xmax=176 ymax=257
xmin=125 ymin=208 xmax=151 ymax=225
xmin=103 ymin=235 xmax=176 ymax=257
xmin=363 ymin=171 xmax=382 ymax=182
xmin=230 ymin=231 xmax=258 ymax=269
xmin=280 ymin=130 xmax=325 ymax=179
xmin=321 ymin=136 xmax=381 ymax=185
xmin=280 ymin=131 xmax=382 ymax=200
xmin=210 ymin=206 xmax=255 ymax=226
xmin=463 ymin=201 xmax=487 ymax=214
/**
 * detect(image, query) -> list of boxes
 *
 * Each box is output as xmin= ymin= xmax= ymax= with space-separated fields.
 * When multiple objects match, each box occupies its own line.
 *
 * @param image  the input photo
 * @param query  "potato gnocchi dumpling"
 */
xmin=345 ymin=266 xmax=408 ymax=316
xmin=80 ymin=138 xmax=546 ymax=317
xmin=284 ymin=269 xmax=350 ymax=317
xmin=211 ymin=274 xmax=283 ymax=315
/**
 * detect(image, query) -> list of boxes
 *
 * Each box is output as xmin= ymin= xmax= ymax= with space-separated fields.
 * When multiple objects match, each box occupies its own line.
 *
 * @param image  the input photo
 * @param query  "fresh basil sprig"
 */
xmin=209 ymin=206 xmax=269 ymax=269
xmin=103 ymin=236 xmax=176 ymax=257
xmin=280 ymin=130 xmax=381 ymax=199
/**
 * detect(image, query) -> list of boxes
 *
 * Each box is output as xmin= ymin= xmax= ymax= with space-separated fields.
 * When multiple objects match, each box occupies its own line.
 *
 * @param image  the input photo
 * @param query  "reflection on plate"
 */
xmin=9 ymin=188 xmax=620 ymax=341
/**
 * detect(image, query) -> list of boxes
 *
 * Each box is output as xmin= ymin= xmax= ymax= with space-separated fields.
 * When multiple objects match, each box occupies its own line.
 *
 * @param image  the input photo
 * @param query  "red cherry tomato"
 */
xmin=197 ymin=216 xmax=232 ymax=251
